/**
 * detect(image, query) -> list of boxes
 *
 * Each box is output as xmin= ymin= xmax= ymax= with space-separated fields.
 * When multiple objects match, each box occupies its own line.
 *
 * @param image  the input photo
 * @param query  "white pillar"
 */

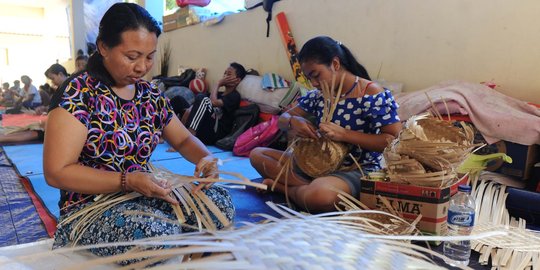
xmin=70 ymin=0 xmax=86 ymax=57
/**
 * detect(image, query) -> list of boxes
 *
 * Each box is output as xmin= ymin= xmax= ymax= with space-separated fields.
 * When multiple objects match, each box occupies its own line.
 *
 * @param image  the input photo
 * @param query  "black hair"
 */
xmin=45 ymin=63 xmax=69 ymax=77
xmin=3 ymin=82 xmax=9 ymax=88
xmin=229 ymin=62 xmax=247 ymax=80
xmin=20 ymin=75 xmax=31 ymax=84
xmin=87 ymin=3 xmax=161 ymax=86
xmin=76 ymin=54 xmax=88 ymax=62
xmin=87 ymin=43 xmax=97 ymax=56
xmin=246 ymin=68 xmax=259 ymax=76
xmin=39 ymin=83 xmax=50 ymax=91
xmin=298 ymin=36 xmax=371 ymax=80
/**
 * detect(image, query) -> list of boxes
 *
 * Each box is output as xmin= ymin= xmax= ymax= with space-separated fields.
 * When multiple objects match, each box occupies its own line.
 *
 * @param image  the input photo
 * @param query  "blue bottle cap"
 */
xmin=458 ymin=185 xmax=471 ymax=192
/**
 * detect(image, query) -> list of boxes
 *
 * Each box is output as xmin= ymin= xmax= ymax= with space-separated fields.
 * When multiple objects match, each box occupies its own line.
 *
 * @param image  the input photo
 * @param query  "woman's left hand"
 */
xmin=319 ymin=122 xmax=347 ymax=142
xmin=193 ymin=155 xmax=219 ymax=191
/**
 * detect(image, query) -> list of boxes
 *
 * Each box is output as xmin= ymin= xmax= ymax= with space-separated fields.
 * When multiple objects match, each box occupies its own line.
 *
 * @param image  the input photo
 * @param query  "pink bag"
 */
xmin=233 ymin=115 xmax=280 ymax=157
xmin=176 ymin=0 xmax=211 ymax=7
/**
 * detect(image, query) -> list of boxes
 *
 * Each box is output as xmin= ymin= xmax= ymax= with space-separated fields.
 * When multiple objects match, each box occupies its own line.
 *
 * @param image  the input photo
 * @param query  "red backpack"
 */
xmin=233 ymin=115 xmax=280 ymax=156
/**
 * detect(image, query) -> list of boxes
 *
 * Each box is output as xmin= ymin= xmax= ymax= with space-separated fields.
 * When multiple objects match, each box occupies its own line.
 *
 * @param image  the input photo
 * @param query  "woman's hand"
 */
xmin=193 ymin=155 xmax=219 ymax=192
xmin=319 ymin=122 xmax=347 ymax=142
xmin=125 ymin=171 xmax=178 ymax=205
xmin=290 ymin=116 xmax=318 ymax=139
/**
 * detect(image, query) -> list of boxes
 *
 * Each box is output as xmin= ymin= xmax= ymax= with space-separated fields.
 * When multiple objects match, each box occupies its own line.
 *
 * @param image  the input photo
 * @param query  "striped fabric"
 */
xmin=261 ymin=73 xmax=290 ymax=92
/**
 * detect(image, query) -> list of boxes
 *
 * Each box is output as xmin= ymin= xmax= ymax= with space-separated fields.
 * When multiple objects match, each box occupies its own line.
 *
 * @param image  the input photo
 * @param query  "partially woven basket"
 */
xmin=396 ymin=114 xmax=475 ymax=171
xmin=293 ymin=137 xmax=350 ymax=178
xmin=291 ymin=74 xmax=353 ymax=179
xmin=384 ymin=113 xmax=477 ymax=187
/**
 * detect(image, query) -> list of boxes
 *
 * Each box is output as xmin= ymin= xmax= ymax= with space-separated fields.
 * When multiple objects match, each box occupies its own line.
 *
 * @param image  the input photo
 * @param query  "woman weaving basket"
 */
xmin=250 ymin=36 xmax=401 ymax=212
xmin=43 ymin=3 xmax=234 ymax=260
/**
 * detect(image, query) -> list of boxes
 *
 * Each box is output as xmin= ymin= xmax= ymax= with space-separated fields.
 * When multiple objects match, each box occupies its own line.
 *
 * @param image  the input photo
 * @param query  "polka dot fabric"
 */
xmin=298 ymin=88 xmax=399 ymax=169
xmin=55 ymin=72 xmax=174 ymax=212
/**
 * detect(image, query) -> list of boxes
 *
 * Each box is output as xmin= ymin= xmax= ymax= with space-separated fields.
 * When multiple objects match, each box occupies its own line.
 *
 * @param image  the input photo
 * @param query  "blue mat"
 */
xmin=2 ymin=144 xmax=227 ymax=177
xmin=149 ymin=144 xmax=226 ymax=162
xmin=3 ymin=142 xmax=287 ymax=229
xmin=3 ymin=143 xmax=44 ymax=176
xmin=152 ymin=151 xmax=261 ymax=180
xmin=27 ymin=175 xmax=60 ymax=219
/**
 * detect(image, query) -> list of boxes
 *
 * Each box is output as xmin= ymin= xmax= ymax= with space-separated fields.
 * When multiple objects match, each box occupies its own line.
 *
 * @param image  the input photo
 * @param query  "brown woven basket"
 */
xmin=293 ymin=137 xmax=351 ymax=178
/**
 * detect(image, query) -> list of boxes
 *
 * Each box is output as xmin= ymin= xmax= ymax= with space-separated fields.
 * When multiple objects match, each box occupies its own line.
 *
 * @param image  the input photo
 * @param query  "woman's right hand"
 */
xmin=290 ymin=116 xmax=319 ymax=139
xmin=125 ymin=171 xmax=179 ymax=205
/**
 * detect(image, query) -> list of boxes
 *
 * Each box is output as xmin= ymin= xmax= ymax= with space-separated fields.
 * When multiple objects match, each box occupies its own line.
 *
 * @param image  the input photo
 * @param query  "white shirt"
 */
xmin=24 ymin=84 xmax=41 ymax=104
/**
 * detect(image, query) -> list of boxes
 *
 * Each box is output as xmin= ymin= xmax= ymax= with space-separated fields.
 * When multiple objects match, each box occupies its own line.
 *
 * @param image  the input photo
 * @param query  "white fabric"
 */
xmin=395 ymin=81 xmax=540 ymax=145
xmin=236 ymin=75 xmax=288 ymax=114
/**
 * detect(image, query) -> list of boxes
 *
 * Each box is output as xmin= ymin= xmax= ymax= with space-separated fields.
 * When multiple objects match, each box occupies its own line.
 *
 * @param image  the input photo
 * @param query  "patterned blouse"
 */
xmin=297 ymin=87 xmax=400 ymax=169
xmin=52 ymin=72 xmax=174 ymax=213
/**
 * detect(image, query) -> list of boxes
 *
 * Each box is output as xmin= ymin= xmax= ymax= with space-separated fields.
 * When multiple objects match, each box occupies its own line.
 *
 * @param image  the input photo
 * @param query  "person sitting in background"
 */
xmin=18 ymin=75 xmax=41 ymax=109
xmin=9 ymin=80 xmax=22 ymax=98
xmin=45 ymin=63 xmax=69 ymax=90
xmin=0 ymin=64 xmax=69 ymax=143
xmin=38 ymin=84 xmax=51 ymax=109
xmin=36 ymin=64 xmax=69 ymax=113
xmin=250 ymin=36 xmax=401 ymax=213
xmin=1 ymin=82 xmax=8 ymax=94
xmin=170 ymin=62 xmax=245 ymax=145
xmin=40 ymin=83 xmax=54 ymax=96
xmin=0 ymin=82 xmax=13 ymax=106
xmin=75 ymin=54 xmax=88 ymax=73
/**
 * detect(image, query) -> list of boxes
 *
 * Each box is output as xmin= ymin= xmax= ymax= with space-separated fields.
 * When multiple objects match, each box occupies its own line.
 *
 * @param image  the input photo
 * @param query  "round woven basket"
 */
xmin=293 ymin=137 xmax=351 ymax=178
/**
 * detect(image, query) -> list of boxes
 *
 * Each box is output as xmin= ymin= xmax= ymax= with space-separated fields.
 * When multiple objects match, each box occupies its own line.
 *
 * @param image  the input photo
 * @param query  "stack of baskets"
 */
xmin=383 ymin=113 xmax=476 ymax=187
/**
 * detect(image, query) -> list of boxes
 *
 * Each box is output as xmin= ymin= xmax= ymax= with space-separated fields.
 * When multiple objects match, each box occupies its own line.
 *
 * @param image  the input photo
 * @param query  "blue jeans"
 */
xmin=22 ymin=100 xmax=40 ymax=109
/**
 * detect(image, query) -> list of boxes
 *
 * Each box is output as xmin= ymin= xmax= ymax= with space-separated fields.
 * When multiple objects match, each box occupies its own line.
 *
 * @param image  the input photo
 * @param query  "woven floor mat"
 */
xmin=0 ymin=165 xmax=49 ymax=247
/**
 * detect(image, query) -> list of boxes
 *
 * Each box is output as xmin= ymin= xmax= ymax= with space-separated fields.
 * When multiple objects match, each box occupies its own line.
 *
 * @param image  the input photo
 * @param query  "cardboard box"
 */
xmin=162 ymin=18 xmax=191 ymax=32
xmin=359 ymin=176 xmax=468 ymax=235
xmin=162 ymin=5 xmax=212 ymax=32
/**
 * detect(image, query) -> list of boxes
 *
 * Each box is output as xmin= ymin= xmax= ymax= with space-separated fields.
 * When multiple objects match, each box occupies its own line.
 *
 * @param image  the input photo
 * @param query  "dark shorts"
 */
xmin=293 ymin=162 xmax=377 ymax=198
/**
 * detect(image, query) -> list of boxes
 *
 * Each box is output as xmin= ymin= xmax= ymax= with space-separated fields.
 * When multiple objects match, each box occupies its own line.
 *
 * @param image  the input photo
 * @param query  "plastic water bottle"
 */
xmin=443 ymin=185 xmax=476 ymax=266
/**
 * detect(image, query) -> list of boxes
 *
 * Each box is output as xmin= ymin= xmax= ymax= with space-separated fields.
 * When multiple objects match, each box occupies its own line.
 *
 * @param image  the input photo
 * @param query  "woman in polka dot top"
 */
xmin=250 ymin=36 xmax=402 ymax=213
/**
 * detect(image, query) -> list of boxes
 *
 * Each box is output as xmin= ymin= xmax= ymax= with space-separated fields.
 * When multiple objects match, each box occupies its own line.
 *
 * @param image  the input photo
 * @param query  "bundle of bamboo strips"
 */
xmin=471 ymin=180 xmax=540 ymax=269
xmin=293 ymin=74 xmax=351 ymax=178
xmin=383 ymin=113 xmax=477 ymax=187
xmin=336 ymin=190 xmax=422 ymax=237
xmin=0 ymin=122 xmax=44 ymax=135
xmin=5 ymin=202 xmax=509 ymax=270
xmin=59 ymin=166 xmax=267 ymax=246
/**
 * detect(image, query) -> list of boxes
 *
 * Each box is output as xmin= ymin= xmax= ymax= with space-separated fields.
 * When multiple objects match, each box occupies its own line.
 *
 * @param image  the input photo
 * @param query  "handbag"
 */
xmin=215 ymin=103 xmax=260 ymax=151
xmin=233 ymin=115 xmax=280 ymax=156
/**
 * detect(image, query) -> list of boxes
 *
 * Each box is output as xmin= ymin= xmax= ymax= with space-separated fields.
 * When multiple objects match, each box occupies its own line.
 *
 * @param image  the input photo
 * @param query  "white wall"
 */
xmin=158 ymin=0 xmax=540 ymax=104
xmin=0 ymin=2 xmax=71 ymax=86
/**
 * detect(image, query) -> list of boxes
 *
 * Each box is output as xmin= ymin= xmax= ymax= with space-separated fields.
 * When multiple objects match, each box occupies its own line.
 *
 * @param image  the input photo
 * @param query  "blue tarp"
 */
xmin=1 ymin=142 xmax=286 ymax=247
